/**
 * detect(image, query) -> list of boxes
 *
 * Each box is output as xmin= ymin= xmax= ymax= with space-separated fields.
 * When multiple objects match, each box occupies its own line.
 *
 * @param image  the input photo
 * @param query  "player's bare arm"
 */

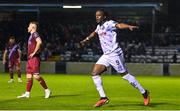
xmin=2 ymin=50 xmax=7 ymax=64
xmin=29 ymin=37 xmax=42 ymax=58
xmin=17 ymin=49 xmax=21 ymax=61
xmin=80 ymin=31 xmax=97 ymax=46
xmin=116 ymin=23 xmax=139 ymax=31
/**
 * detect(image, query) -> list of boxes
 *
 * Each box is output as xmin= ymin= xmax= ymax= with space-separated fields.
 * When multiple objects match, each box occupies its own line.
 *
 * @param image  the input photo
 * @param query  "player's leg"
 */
xmin=15 ymin=60 xmax=22 ymax=82
xmin=110 ymin=53 xmax=150 ymax=105
xmin=17 ymin=74 xmax=32 ymax=98
xmin=8 ymin=61 xmax=14 ymax=83
xmin=121 ymin=72 xmax=150 ymax=105
xmin=33 ymin=74 xmax=51 ymax=98
xmin=33 ymin=74 xmax=48 ymax=89
xmin=92 ymin=55 xmax=110 ymax=107
xmin=32 ymin=57 xmax=51 ymax=98
xmin=17 ymin=60 xmax=33 ymax=98
xmin=92 ymin=64 xmax=107 ymax=98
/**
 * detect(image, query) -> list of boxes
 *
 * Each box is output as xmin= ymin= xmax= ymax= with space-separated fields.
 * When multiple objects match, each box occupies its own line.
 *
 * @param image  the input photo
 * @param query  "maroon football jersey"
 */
xmin=28 ymin=32 xmax=41 ymax=57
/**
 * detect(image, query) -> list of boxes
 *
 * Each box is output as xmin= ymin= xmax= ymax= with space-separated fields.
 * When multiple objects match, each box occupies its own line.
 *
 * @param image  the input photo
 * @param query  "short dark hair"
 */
xmin=9 ymin=36 xmax=15 ymax=40
xmin=96 ymin=9 xmax=109 ymax=17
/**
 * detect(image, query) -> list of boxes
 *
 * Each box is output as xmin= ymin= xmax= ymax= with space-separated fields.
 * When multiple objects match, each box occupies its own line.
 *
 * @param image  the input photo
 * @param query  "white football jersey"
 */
xmin=95 ymin=20 xmax=122 ymax=55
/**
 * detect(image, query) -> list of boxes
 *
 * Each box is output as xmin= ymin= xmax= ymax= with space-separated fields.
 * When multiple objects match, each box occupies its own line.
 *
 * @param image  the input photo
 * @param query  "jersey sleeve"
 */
xmin=33 ymin=32 xmax=40 ymax=39
xmin=95 ymin=25 xmax=99 ymax=33
xmin=108 ymin=20 xmax=118 ymax=30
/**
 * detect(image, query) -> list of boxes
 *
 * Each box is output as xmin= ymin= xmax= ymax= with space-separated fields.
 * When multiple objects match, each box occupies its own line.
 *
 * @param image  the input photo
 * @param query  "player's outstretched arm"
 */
xmin=80 ymin=31 xmax=97 ymax=47
xmin=116 ymin=23 xmax=139 ymax=31
xmin=2 ymin=50 xmax=7 ymax=64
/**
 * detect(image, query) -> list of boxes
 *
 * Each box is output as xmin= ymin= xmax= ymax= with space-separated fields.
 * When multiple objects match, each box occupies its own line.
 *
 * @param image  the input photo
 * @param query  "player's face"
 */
xmin=96 ymin=11 xmax=105 ymax=23
xmin=9 ymin=39 xmax=15 ymax=44
xmin=28 ymin=23 xmax=33 ymax=33
xmin=28 ymin=23 xmax=36 ymax=33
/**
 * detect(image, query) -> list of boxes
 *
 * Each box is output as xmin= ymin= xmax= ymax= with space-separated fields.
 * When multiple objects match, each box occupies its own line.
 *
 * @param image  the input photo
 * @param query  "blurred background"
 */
xmin=0 ymin=0 xmax=180 ymax=75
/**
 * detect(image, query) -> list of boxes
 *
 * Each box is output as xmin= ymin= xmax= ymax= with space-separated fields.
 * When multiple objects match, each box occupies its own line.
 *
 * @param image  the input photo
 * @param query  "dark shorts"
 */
xmin=9 ymin=59 xmax=21 ymax=68
xmin=26 ymin=57 xmax=40 ymax=75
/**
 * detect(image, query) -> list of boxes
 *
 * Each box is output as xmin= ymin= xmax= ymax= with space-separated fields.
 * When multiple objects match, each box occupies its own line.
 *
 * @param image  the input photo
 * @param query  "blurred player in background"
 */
xmin=80 ymin=10 xmax=150 ymax=107
xmin=3 ymin=36 xmax=22 ymax=83
xmin=17 ymin=21 xmax=51 ymax=98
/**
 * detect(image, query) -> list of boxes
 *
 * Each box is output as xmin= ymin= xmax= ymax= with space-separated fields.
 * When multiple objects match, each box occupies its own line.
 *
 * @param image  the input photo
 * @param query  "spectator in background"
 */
xmin=173 ymin=51 xmax=177 ymax=63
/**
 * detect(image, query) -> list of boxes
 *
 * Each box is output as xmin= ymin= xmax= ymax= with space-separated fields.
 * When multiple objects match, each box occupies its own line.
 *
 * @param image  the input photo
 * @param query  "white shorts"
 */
xmin=96 ymin=52 xmax=127 ymax=73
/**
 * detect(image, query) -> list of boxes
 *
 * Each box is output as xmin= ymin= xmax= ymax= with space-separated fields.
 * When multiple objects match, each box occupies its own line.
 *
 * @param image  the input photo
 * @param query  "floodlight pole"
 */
xmin=151 ymin=8 xmax=156 ymax=55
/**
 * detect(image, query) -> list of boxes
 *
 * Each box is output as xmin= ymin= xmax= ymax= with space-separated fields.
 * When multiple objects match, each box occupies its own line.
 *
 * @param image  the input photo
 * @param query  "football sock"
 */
xmin=25 ymin=91 xmax=30 ymax=95
xmin=17 ymin=70 xmax=21 ymax=78
xmin=26 ymin=78 xmax=33 ymax=92
xmin=92 ymin=75 xmax=106 ymax=98
xmin=9 ymin=68 xmax=13 ymax=79
xmin=122 ymin=74 xmax=145 ymax=94
xmin=37 ymin=77 xmax=48 ymax=89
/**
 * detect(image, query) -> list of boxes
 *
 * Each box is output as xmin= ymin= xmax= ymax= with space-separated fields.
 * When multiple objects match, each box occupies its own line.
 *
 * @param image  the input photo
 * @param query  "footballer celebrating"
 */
xmin=17 ymin=21 xmax=51 ymax=98
xmin=80 ymin=10 xmax=150 ymax=107
xmin=3 ymin=36 xmax=22 ymax=83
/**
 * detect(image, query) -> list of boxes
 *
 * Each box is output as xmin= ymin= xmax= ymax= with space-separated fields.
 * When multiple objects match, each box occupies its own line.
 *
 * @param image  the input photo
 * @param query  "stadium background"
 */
xmin=0 ymin=0 xmax=180 ymax=75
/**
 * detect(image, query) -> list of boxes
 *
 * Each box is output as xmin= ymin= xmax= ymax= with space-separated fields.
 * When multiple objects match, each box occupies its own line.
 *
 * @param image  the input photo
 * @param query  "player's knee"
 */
xmin=26 ymin=74 xmax=32 ymax=78
xmin=9 ymin=68 xmax=13 ymax=72
xmin=16 ymin=66 xmax=21 ymax=71
xmin=33 ymin=75 xmax=40 ymax=80
xmin=16 ymin=68 xmax=20 ymax=71
xmin=91 ymin=71 xmax=100 ymax=76
xmin=8 ymin=65 xmax=12 ymax=69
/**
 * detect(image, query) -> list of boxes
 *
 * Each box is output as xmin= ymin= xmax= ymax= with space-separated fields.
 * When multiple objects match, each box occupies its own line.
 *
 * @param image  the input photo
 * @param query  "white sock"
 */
xmin=92 ymin=75 xmax=106 ymax=98
xmin=122 ymin=74 xmax=145 ymax=94
xmin=25 ymin=91 xmax=30 ymax=95
xmin=45 ymin=89 xmax=50 ymax=92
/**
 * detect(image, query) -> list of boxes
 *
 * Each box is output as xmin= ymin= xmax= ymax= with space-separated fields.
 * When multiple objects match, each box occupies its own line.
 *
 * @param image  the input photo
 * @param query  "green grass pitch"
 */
xmin=0 ymin=73 xmax=180 ymax=110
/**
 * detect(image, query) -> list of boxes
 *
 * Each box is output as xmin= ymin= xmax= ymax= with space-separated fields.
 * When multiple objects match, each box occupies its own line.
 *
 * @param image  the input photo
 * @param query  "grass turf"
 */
xmin=0 ymin=73 xmax=180 ymax=110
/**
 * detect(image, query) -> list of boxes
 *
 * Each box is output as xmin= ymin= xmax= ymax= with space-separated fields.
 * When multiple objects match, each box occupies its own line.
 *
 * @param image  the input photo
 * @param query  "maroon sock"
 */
xmin=9 ymin=68 xmax=13 ymax=79
xmin=26 ymin=78 xmax=33 ymax=92
xmin=17 ymin=70 xmax=21 ymax=78
xmin=38 ymin=77 xmax=48 ymax=89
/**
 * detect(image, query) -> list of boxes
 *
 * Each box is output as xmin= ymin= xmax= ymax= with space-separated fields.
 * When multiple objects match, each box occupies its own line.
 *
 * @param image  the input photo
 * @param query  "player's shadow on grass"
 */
xmin=0 ymin=98 xmax=28 ymax=104
xmin=148 ymin=102 xmax=180 ymax=107
xmin=49 ymin=94 xmax=81 ymax=99
xmin=0 ymin=94 xmax=82 ymax=103
xmin=107 ymin=102 xmax=176 ymax=108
